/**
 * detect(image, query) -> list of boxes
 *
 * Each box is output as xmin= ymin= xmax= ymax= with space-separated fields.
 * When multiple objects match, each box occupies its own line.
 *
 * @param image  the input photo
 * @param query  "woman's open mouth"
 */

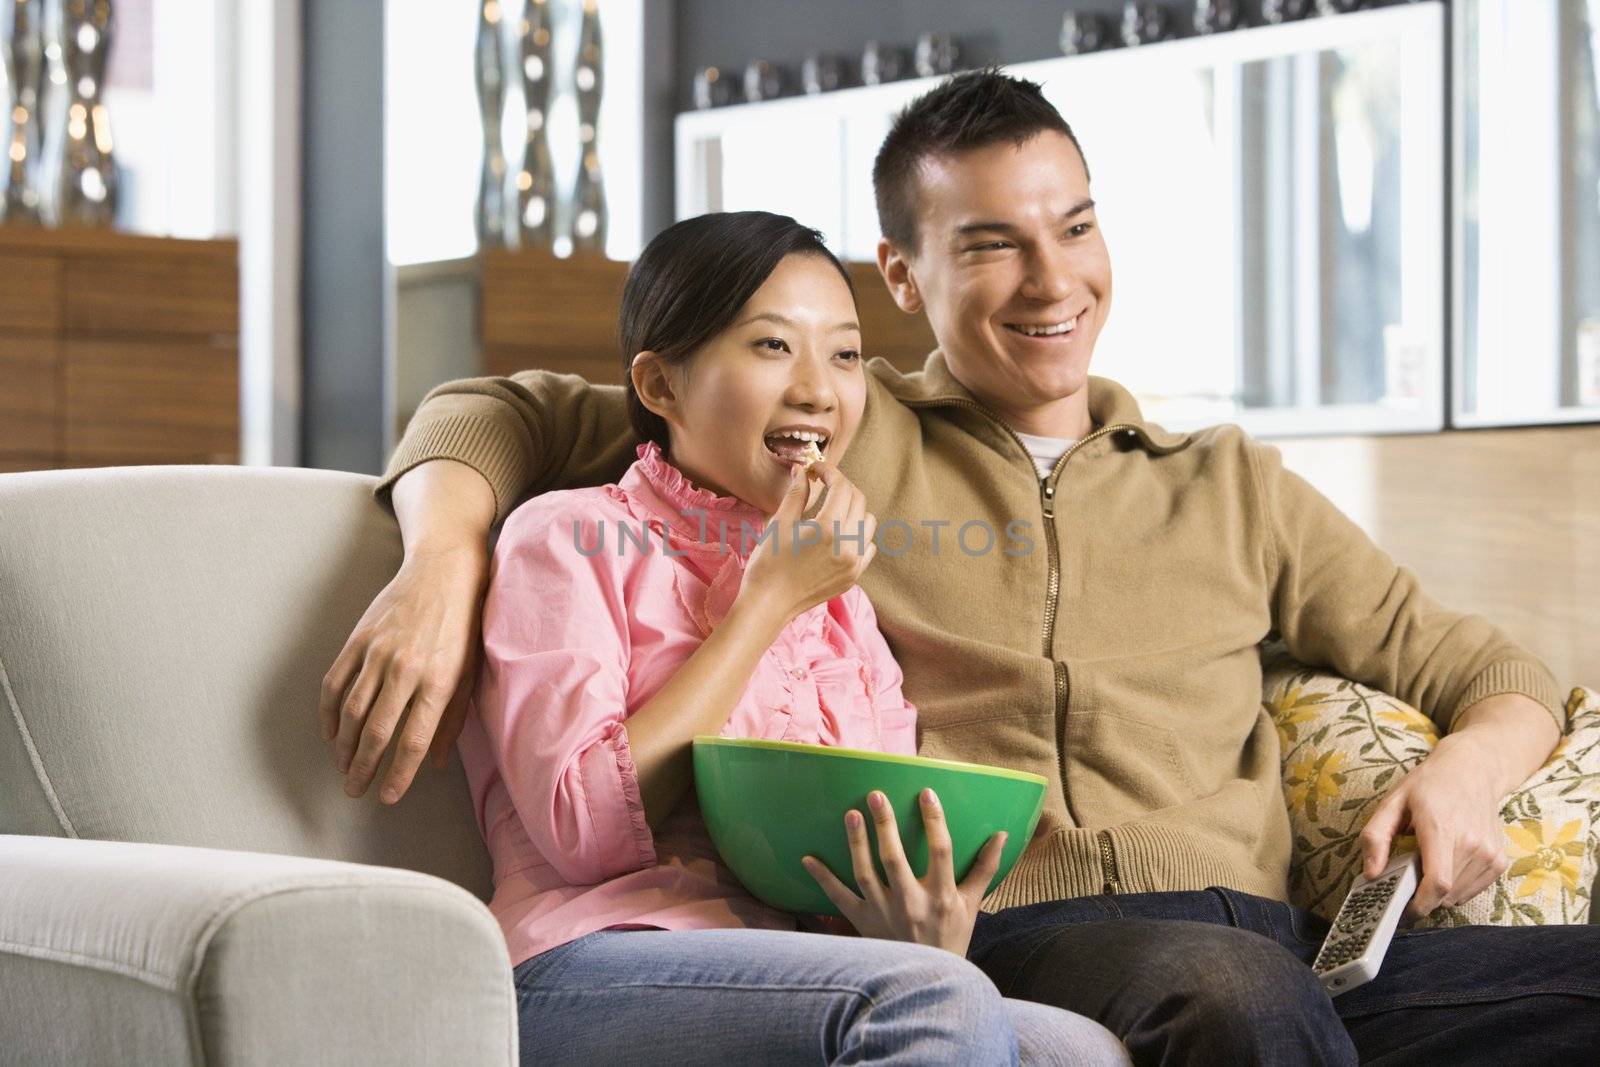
xmin=763 ymin=429 xmax=829 ymax=465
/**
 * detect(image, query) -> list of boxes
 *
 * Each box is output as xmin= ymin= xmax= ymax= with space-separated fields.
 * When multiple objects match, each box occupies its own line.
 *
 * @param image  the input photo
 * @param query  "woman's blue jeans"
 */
xmin=513 ymin=927 xmax=1131 ymax=1066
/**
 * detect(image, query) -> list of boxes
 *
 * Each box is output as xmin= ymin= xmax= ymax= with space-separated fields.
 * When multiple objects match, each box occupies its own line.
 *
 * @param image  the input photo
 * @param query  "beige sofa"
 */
xmin=0 ymin=466 xmax=513 ymax=1065
xmin=2 ymin=464 xmax=1587 ymax=1064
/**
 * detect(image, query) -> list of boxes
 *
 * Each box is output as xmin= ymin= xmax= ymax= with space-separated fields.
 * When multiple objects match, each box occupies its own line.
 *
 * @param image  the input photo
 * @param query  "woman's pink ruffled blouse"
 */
xmin=457 ymin=443 xmax=917 ymax=965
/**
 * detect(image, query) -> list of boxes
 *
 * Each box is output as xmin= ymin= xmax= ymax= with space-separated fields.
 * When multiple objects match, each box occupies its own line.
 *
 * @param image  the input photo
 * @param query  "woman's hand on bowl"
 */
xmin=800 ymin=787 xmax=1006 ymax=956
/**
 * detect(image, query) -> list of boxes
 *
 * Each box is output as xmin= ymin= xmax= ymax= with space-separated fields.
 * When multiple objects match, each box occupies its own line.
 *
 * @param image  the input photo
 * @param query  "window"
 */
xmin=385 ymin=0 xmax=644 ymax=266
xmin=1455 ymin=0 xmax=1600 ymax=425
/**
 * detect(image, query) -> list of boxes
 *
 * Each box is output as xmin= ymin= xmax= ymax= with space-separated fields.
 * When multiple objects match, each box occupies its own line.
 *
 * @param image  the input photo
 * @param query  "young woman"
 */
xmin=456 ymin=211 xmax=1127 ymax=1066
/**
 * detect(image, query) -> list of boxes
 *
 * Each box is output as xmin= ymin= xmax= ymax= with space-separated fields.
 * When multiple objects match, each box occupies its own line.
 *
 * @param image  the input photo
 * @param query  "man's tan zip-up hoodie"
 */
xmin=377 ymin=352 xmax=1564 ymax=910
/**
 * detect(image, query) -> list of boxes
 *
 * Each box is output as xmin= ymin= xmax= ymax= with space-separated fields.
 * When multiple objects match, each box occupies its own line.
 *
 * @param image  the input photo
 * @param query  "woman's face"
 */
xmin=636 ymin=253 xmax=866 ymax=514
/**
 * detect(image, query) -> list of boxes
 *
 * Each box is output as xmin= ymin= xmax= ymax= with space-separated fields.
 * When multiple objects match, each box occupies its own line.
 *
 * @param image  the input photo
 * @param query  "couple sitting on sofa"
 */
xmin=321 ymin=72 xmax=1600 ymax=1065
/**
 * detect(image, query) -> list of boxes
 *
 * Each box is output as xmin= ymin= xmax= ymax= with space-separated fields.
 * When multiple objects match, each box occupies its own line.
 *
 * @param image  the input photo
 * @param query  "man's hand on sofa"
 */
xmin=1359 ymin=692 xmax=1561 ymax=918
xmin=320 ymin=458 xmax=496 ymax=803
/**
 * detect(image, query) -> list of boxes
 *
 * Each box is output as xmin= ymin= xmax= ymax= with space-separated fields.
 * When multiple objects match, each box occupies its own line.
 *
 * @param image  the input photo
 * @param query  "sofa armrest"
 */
xmin=0 ymin=835 xmax=516 ymax=1066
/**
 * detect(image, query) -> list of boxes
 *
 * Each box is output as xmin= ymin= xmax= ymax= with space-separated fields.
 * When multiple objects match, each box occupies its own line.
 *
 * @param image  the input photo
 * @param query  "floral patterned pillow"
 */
xmin=1262 ymin=648 xmax=1599 ymax=926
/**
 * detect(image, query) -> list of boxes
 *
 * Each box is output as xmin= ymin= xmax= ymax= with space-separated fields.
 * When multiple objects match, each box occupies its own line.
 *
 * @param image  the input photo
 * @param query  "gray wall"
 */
xmin=671 ymin=0 xmax=1133 ymax=113
xmin=392 ymin=260 xmax=481 ymax=446
xmin=301 ymin=0 xmax=386 ymax=475
xmin=642 ymin=0 xmax=680 ymax=246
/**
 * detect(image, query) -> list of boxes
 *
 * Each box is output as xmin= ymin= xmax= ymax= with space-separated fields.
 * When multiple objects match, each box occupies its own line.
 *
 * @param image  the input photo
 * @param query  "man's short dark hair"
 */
xmin=872 ymin=68 xmax=1089 ymax=255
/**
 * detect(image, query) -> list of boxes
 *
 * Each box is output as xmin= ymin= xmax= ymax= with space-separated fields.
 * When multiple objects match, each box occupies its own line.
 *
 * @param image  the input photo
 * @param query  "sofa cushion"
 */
xmin=1263 ymin=650 xmax=1598 ymax=926
xmin=0 ymin=466 xmax=492 ymax=900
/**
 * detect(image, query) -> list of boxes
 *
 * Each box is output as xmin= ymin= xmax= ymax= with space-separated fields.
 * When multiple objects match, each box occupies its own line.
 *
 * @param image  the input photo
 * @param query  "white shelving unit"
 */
xmin=676 ymin=4 xmax=1448 ymax=439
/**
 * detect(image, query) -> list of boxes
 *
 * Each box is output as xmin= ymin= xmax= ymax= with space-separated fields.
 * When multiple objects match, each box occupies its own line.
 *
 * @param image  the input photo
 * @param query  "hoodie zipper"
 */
xmin=1043 ymin=425 xmax=1128 ymax=896
xmin=1039 ymin=423 xmax=1125 ymax=655
xmin=901 ymin=396 xmax=1133 ymax=894
xmin=908 ymin=391 xmax=1132 ymax=851
xmin=1096 ymin=830 xmax=1123 ymax=895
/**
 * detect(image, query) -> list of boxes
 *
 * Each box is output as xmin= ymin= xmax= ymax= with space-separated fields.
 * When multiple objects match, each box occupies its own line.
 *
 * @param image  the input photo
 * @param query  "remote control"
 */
xmin=1312 ymin=850 xmax=1421 ymax=996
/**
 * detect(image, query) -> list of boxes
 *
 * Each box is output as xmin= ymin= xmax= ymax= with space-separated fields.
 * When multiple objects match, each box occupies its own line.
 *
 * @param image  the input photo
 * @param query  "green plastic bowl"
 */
xmin=693 ymin=736 xmax=1046 ymax=916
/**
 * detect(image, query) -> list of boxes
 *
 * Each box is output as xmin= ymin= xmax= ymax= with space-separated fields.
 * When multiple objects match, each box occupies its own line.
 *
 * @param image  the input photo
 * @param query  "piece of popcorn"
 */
xmin=800 ymin=440 xmax=824 ymax=470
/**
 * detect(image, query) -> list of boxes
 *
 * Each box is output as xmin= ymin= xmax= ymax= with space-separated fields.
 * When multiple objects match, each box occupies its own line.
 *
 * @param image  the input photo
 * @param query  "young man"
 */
xmin=322 ymin=72 xmax=1598 ymax=1063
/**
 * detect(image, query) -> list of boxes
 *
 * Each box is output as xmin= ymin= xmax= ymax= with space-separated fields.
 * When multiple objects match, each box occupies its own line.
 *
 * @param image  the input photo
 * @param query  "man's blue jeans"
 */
xmin=969 ymin=887 xmax=1600 ymax=1066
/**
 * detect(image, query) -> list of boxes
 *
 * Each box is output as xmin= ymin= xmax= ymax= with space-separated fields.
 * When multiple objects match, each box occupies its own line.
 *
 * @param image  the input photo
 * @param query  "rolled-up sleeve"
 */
xmin=476 ymin=503 xmax=655 ymax=885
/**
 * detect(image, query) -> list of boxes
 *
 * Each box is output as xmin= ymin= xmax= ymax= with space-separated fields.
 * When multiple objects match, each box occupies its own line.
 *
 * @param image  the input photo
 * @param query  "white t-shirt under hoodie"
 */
xmin=1013 ymin=430 xmax=1078 ymax=480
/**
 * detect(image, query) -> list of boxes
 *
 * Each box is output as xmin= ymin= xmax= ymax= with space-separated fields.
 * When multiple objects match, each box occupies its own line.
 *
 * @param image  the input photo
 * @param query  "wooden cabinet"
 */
xmin=479 ymin=250 xmax=936 ymax=381
xmin=0 ymin=228 xmax=239 ymax=471
xmin=481 ymin=250 xmax=628 ymax=382
xmin=0 ymin=337 xmax=59 ymax=469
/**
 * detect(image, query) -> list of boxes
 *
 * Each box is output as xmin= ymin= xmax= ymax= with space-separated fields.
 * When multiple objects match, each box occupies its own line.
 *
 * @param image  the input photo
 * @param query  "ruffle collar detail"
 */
xmin=630 ymin=442 xmax=762 ymax=517
xmin=615 ymin=442 xmax=767 ymax=558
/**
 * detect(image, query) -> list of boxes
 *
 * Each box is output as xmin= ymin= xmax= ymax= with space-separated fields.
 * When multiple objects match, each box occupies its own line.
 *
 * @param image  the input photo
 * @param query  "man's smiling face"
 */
xmin=881 ymin=131 xmax=1111 ymax=437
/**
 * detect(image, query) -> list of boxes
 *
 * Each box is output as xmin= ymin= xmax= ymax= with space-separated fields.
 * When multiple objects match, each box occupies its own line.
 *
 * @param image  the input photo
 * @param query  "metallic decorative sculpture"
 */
xmin=914 ymin=32 xmax=958 ymax=79
xmin=475 ymin=0 xmax=508 ymax=248
xmin=861 ymin=41 xmax=909 ymax=86
xmin=693 ymin=66 xmax=731 ymax=109
xmin=801 ymin=52 xmax=846 ymax=95
xmin=742 ymin=59 xmax=789 ymax=103
xmin=51 ymin=0 xmax=116 ymax=227
xmin=1194 ymin=0 xmax=1245 ymax=34
xmin=1060 ymin=12 xmax=1112 ymax=56
xmin=1259 ymin=0 xmax=1315 ymax=23
xmin=572 ymin=146 xmax=606 ymax=252
xmin=570 ymin=0 xmax=605 ymax=254
xmin=2 ymin=0 xmax=46 ymax=224
xmin=515 ymin=0 xmax=555 ymax=248
xmin=1122 ymin=1 xmax=1173 ymax=47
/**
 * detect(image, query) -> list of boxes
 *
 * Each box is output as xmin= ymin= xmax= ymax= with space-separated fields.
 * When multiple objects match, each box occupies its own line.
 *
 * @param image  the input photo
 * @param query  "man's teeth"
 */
xmin=768 ymin=430 xmax=827 ymax=443
xmin=1009 ymin=320 xmax=1076 ymax=337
